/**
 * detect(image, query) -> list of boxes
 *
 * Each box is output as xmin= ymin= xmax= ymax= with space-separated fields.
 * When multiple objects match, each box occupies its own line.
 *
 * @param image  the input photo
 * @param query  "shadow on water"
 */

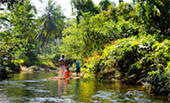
xmin=0 ymin=72 xmax=169 ymax=103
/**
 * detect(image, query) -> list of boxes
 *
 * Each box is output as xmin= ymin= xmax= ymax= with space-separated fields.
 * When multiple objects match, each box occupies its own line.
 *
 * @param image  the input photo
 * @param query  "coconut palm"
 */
xmin=37 ymin=0 xmax=65 ymax=47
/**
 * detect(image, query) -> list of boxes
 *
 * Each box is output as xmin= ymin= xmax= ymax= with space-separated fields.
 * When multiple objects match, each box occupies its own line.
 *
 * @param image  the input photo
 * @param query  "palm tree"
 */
xmin=37 ymin=0 xmax=65 ymax=48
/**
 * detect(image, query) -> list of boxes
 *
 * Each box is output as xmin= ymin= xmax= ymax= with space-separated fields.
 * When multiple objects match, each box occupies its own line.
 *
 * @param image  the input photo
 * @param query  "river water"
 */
xmin=0 ymin=72 xmax=168 ymax=103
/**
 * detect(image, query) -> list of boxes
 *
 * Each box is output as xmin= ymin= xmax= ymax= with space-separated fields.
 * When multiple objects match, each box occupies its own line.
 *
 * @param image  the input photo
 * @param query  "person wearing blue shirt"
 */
xmin=74 ymin=59 xmax=80 ymax=77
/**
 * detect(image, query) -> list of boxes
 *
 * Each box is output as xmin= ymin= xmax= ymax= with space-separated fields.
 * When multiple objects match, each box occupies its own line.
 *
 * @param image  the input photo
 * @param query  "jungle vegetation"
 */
xmin=0 ymin=0 xmax=169 ymax=96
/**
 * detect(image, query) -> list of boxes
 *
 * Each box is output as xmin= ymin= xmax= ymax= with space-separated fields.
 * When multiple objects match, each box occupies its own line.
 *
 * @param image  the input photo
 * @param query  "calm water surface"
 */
xmin=0 ymin=72 xmax=168 ymax=103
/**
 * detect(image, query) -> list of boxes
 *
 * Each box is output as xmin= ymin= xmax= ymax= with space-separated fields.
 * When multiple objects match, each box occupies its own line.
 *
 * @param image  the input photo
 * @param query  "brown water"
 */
xmin=0 ymin=72 xmax=168 ymax=103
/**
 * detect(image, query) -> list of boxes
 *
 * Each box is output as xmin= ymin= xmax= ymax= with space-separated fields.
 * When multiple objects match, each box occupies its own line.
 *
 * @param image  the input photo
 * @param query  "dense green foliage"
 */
xmin=0 ymin=0 xmax=63 ymax=78
xmin=61 ymin=0 xmax=170 ymax=96
xmin=71 ymin=0 xmax=99 ymax=24
xmin=0 ymin=0 xmax=38 ymax=77
xmin=99 ymin=0 xmax=112 ymax=11
xmin=61 ymin=3 xmax=138 ymax=60
xmin=0 ymin=0 xmax=169 ymax=97
xmin=84 ymin=35 xmax=169 ymax=95
xmin=0 ymin=0 xmax=25 ymax=10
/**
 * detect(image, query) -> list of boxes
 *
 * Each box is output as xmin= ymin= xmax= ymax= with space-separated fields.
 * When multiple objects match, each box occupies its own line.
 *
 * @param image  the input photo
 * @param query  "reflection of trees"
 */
xmin=74 ymin=79 xmax=80 ymax=100
xmin=73 ymin=79 xmax=96 ymax=102
xmin=64 ymin=80 xmax=70 ymax=92
xmin=0 ymin=77 xmax=161 ymax=102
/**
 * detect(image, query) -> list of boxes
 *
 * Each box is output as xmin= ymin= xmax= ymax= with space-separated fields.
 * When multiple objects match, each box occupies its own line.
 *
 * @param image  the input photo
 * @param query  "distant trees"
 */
xmin=99 ymin=0 xmax=112 ymax=11
xmin=71 ymin=0 xmax=99 ymax=24
xmin=0 ymin=0 xmax=25 ymax=9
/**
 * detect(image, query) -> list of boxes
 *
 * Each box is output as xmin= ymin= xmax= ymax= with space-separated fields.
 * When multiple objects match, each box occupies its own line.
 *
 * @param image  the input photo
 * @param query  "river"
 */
xmin=0 ymin=72 xmax=168 ymax=103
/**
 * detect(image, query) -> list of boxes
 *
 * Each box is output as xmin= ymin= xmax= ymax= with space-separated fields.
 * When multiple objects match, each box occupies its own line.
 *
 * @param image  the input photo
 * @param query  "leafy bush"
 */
xmin=0 ymin=32 xmax=26 ymax=72
xmin=83 ymin=34 xmax=170 ymax=95
xmin=61 ymin=10 xmax=139 ymax=60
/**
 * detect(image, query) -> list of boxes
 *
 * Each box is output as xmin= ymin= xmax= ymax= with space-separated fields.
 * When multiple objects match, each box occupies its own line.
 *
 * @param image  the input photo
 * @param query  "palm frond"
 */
xmin=37 ymin=0 xmax=65 ymax=47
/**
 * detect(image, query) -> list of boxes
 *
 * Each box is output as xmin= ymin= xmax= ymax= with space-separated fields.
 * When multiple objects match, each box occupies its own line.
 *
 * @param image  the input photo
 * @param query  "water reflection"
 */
xmin=0 ymin=72 xmax=168 ymax=103
xmin=58 ymin=80 xmax=65 ymax=97
xmin=58 ymin=79 xmax=70 ymax=97
xmin=75 ymin=79 xmax=80 ymax=95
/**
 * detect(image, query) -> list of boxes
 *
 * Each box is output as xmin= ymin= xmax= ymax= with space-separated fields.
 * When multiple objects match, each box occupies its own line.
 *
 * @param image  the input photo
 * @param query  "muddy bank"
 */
xmin=20 ymin=64 xmax=58 ymax=73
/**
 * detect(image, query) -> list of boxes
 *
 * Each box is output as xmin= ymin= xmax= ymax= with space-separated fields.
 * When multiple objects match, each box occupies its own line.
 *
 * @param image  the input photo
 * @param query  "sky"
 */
xmin=31 ymin=0 xmax=133 ymax=18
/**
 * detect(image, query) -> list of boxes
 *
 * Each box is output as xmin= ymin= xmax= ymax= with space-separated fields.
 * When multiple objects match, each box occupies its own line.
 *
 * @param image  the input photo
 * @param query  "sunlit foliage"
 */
xmin=71 ymin=0 xmax=99 ymax=24
xmin=0 ymin=0 xmax=38 ymax=77
xmin=61 ymin=1 xmax=170 ymax=96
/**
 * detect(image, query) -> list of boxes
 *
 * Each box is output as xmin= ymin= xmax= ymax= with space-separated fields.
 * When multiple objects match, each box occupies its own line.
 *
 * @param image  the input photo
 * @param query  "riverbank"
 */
xmin=20 ymin=64 xmax=57 ymax=73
